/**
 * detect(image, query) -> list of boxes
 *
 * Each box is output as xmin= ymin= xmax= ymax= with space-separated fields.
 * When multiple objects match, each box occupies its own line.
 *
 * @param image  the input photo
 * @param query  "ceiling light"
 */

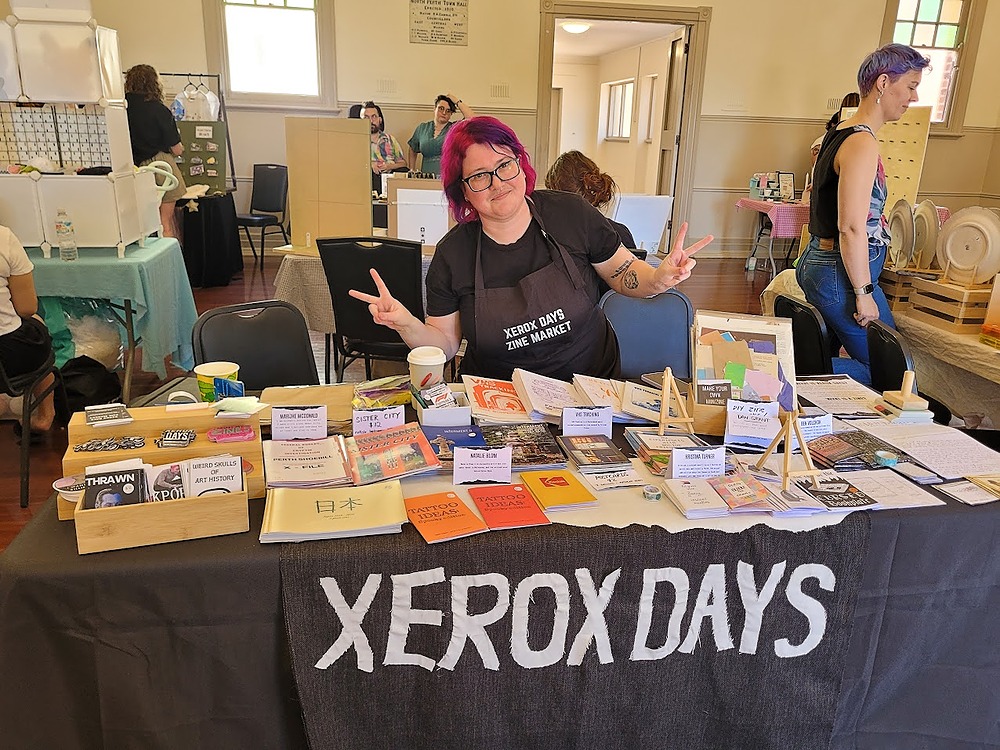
xmin=561 ymin=22 xmax=591 ymax=34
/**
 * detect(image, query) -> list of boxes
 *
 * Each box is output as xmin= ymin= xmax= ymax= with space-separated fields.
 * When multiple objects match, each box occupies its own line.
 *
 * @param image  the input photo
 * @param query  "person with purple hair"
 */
xmin=350 ymin=116 xmax=713 ymax=381
xmin=796 ymin=44 xmax=929 ymax=383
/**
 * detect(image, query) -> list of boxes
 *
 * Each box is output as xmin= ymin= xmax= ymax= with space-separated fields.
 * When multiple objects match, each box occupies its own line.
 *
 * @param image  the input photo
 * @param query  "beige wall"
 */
xmin=5 ymin=0 xmax=999 ymax=244
xmin=552 ymin=60 xmax=600 ymax=157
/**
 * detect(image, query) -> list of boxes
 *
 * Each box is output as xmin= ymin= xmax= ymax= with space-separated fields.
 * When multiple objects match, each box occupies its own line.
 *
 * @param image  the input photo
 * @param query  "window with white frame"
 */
xmin=220 ymin=0 xmax=321 ymax=99
xmin=606 ymin=80 xmax=634 ymax=139
xmin=882 ymin=0 xmax=984 ymax=131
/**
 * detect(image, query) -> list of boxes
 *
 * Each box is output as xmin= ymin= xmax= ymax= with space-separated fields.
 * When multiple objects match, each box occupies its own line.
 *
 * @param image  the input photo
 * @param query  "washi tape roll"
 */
xmin=874 ymin=450 xmax=898 ymax=467
xmin=643 ymin=484 xmax=662 ymax=502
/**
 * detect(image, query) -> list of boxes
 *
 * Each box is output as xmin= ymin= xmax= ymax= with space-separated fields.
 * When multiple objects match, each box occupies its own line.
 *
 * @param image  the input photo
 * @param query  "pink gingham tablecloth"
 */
xmin=735 ymin=198 xmax=811 ymax=239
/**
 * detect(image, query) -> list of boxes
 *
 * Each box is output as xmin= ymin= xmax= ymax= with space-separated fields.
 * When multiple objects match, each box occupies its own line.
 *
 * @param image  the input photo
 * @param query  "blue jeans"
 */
xmin=795 ymin=236 xmax=894 ymax=378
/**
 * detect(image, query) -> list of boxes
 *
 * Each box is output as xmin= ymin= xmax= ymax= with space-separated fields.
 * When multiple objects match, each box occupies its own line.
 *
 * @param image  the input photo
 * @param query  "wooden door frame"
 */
xmin=536 ymin=2 xmax=711 ymax=242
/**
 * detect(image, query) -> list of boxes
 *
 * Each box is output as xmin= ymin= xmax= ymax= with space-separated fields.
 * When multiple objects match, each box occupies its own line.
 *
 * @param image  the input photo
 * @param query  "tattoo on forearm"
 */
xmin=609 ymin=259 xmax=634 ymax=280
xmin=623 ymin=270 xmax=639 ymax=290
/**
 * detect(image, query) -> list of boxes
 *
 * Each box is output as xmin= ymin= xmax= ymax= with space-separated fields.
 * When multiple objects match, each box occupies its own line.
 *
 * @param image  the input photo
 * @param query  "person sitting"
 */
xmin=363 ymin=101 xmax=407 ymax=194
xmin=544 ymin=150 xmax=643 ymax=258
xmin=407 ymin=94 xmax=475 ymax=175
xmin=351 ymin=116 xmax=713 ymax=382
xmin=0 ymin=224 xmax=56 ymax=438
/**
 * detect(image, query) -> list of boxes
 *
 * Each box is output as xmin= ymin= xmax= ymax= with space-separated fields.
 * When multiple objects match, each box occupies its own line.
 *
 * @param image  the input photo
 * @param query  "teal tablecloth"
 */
xmin=26 ymin=239 xmax=198 ymax=378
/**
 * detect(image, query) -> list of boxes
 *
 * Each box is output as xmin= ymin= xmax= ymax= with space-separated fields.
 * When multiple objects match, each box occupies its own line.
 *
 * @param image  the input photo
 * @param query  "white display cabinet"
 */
xmin=9 ymin=0 xmax=93 ymax=23
xmin=9 ymin=19 xmax=123 ymax=105
xmin=34 ymin=172 xmax=159 ymax=257
xmin=0 ymin=24 xmax=20 ymax=101
xmin=0 ymin=172 xmax=46 ymax=246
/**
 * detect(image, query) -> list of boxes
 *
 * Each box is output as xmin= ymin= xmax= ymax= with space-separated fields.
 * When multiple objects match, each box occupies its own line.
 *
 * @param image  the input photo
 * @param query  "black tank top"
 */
xmin=808 ymin=125 xmax=875 ymax=240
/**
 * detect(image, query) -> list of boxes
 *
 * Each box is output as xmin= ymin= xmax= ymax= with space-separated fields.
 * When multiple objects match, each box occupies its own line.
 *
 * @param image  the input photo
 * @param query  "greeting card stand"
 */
xmin=753 ymin=409 xmax=822 ymax=491
xmin=658 ymin=367 xmax=695 ymax=435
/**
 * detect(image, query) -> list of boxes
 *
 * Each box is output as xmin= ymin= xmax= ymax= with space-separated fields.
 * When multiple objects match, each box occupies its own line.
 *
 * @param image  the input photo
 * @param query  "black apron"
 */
xmin=470 ymin=202 xmax=614 ymax=380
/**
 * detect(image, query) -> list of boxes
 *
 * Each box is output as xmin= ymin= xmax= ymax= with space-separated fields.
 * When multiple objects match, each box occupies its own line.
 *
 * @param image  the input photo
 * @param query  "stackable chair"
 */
xmin=598 ymin=288 xmax=694 ymax=380
xmin=1 ymin=351 xmax=61 ymax=507
xmin=867 ymin=320 xmax=950 ymax=424
xmin=236 ymin=164 xmax=289 ymax=269
xmin=773 ymin=294 xmax=836 ymax=376
xmin=192 ymin=300 xmax=319 ymax=389
xmin=316 ymin=237 xmax=424 ymax=382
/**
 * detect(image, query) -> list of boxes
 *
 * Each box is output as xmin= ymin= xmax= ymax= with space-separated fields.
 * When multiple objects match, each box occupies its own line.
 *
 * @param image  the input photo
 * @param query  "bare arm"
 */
xmin=835 ymin=132 xmax=880 ymax=323
xmin=593 ymin=222 xmax=713 ymax=298
xmin=8 ymin=272 xmax=38 ymax=318
xmin=407 ymin=146 xmax=419 ymax=172
xmin=170 ymin=142 xmax=184 ymax=157
xmin=448 ymin=93 xmax=475 ymax=119
xmin=348 ymin=269 xmax=462 ymax=357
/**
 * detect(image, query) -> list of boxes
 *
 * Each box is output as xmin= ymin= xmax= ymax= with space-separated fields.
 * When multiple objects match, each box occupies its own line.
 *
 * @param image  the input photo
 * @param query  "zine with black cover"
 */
xmin=83 ymin=469 xmax=147 ymax=509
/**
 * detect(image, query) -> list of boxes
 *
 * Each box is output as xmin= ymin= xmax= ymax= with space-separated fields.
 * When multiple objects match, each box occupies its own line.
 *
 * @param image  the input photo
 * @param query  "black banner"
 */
xmin=281 ymin=516 xmax=870 ymax=750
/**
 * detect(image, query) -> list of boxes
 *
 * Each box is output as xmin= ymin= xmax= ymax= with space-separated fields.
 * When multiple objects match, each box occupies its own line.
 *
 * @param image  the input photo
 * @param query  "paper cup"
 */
xmin=194 ymin=361 xmax=240 ymax=402
xmin=407 ymin=346 xmax=447 ymax=390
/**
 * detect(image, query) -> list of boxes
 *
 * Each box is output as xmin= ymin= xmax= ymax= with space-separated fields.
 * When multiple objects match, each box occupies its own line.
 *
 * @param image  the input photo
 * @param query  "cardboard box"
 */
xmin=414 ymin=386 xmax=472 ymax=427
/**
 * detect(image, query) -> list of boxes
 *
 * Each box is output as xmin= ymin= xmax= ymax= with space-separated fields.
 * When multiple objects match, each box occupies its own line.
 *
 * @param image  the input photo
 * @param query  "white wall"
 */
xmin=552 ymin=60 xmax=599 ymax=157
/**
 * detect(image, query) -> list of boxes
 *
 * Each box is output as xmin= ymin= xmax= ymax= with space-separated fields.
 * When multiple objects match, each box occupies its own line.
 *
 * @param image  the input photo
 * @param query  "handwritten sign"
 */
xmin=352 ymin=406 xmax=405 ymax=436
xmin=724 ymin=399 xmax=781 ymax=448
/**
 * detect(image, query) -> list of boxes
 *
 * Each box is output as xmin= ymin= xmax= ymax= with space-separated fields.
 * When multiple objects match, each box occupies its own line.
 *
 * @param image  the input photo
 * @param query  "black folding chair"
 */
xmin=1 ymin=351 xmax=61 ymax=507
xmin=316 ymin=237 xmax=424 ymax=382
xmin=867 ymin=319 xmax=950 ymax=424
xmin=192 ymin=300 xmax=319 ymax=389
xmin=236 ymin=164 xmax=289 ymax=269
xmin=598 ymin=288 xmax=694 ymax=380
xmin=773 ymin=294 xmax=836 ymax=376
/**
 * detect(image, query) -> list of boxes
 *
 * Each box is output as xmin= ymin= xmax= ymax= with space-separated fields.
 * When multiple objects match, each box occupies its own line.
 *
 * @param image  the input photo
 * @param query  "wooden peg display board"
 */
xmin=61 ymin=406 xmax=266 ymax=519
xmin=876 ymin=106 xmax=931 ymax=210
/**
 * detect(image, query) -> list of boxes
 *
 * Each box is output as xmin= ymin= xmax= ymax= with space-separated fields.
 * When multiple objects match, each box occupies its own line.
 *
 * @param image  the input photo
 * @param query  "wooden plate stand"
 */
xmin=908 ymin=274 xmax=993 ymax=333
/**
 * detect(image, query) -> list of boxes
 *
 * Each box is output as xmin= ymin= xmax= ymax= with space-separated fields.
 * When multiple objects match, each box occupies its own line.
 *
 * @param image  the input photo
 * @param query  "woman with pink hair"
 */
xmin=351 ymin=116 xmax=712 ymax=380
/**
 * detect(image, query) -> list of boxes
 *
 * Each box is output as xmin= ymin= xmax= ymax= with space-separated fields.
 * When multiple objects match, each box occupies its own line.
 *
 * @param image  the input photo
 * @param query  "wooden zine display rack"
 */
xmin=61 ymin=407 xmax=264 ymax=554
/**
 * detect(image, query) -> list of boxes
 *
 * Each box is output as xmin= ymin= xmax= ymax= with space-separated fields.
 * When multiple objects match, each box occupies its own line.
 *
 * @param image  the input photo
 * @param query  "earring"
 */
xmin=876 ymin=90 xmax=882 ymax=105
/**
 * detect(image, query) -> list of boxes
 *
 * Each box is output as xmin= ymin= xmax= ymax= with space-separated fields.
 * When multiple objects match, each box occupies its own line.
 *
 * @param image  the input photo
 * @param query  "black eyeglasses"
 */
xmin=461 ymin=158 xmax=521 ymax=192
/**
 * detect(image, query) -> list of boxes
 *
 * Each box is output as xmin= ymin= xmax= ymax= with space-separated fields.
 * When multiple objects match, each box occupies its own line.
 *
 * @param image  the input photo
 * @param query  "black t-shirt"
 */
xmin=125 ymin=93 xmax=182 ymax=165
xmin=426 ymin=190 xmax=622 ymax=379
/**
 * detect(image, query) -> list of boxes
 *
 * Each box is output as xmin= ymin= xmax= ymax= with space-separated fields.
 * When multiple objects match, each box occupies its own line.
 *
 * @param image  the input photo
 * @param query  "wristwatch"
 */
xmin=853 ymin=283 xmax=875 ymax=296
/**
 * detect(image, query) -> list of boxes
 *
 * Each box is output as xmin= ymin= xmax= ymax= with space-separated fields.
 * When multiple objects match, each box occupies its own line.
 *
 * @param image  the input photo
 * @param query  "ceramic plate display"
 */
xmin=887 ymin=199 xmax=914 ymax=269
xmin=935 ymin=206 xmax=1000 ymax=285
xmin=912 ymin=200 xmax=940 ymax=269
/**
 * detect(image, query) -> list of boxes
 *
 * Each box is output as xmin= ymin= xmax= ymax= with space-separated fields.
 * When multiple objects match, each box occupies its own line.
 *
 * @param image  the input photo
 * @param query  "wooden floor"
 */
xmin=0 ymin=254 xmax=774 ymax=551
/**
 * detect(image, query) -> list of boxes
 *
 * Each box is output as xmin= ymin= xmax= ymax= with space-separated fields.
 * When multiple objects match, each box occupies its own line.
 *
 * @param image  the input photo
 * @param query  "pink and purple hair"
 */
xmin=440 ymin=116 xmax=537 ymax=223
xmin=857 ymin=43 xmax=930 ymax=97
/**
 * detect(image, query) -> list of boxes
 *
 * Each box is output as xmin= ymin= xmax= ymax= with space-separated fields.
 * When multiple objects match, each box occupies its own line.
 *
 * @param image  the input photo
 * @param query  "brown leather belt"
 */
xmin=817 ymin=238 xmax=835 ymax=250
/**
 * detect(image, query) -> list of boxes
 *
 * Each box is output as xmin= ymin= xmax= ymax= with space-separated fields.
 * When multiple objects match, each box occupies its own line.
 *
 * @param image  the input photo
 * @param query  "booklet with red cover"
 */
xmin=467 ymin=483 xmax=551 ymax=530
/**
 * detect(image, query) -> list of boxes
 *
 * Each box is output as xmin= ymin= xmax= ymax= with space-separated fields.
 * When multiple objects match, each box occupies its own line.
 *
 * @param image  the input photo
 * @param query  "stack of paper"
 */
xmin=480 ymin=423 xmax=567 ymax=470
xmin=512 ymin=369 xmax=583 ymax=423
xmin=520 ymin=470 xmax=598 ymax=512
xmin=468 ymin=484 xmax=552 ymax=530
xmin=572 ymin=374 xmax=649 ymax=423
xmin=259 ymin=481 xmax=407 ymax=542
xmin=662 ymin=478 xmax=730 ymax=519
xmin=556 ymin=434 xmax=631 ymax=474
xmin=420 ymin=425 xmax=487 ymax=471
xmin=405 ymin=491 xmax=489 ymax=544
xmin=854 ymin=420 xmax=1000 ymax=481
xmin=263 ymin=437 xmax=352 ymax=488
xmin=623 ymin=428 xmax=707 ymax=476
xmin=345 ymin=423 xmax=442 ymax=485
xmin=462 ymin=375 xmax=532 ymax=424
xmin=707 ymin=473 xmax=778 ymax=513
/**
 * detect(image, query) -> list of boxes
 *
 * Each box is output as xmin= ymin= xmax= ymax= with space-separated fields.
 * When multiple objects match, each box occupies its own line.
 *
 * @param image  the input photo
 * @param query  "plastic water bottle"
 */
xmin=55 ymin=209 xmax=78 ymax=262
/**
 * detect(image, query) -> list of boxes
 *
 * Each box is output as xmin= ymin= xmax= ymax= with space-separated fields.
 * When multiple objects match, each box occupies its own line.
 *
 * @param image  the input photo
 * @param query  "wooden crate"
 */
xmin=73 ymin=486 xmax=249 ymax=555
xmin=61 ymin=406 xmax=266 ymax=522
xmin=908 ymin=277 xmax=992 ymax=332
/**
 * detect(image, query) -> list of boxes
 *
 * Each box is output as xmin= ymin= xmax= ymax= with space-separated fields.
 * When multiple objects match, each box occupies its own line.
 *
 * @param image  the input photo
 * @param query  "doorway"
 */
xmin=535 ymin=3 xmax=711 ymax=248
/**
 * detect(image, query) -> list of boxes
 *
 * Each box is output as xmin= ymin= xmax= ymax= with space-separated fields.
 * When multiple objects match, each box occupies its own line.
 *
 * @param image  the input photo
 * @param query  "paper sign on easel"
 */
xmin=724 ymin=400 xmax=781 ymax=449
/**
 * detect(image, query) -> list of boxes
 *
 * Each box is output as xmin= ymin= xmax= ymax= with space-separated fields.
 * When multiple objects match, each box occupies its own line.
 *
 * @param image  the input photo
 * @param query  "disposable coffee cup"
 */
xmin=194 ymin=361 xmax=240 ymax=402
xmin=407 ymin=346 xmax=446 ymax=390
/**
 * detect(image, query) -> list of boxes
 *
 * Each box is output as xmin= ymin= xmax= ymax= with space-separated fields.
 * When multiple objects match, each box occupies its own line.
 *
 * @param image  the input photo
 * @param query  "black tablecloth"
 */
xmin=182 ymin=192 xmax=243 ymax=287
xmin=1 ymin=497 xmax=997 ymax=749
